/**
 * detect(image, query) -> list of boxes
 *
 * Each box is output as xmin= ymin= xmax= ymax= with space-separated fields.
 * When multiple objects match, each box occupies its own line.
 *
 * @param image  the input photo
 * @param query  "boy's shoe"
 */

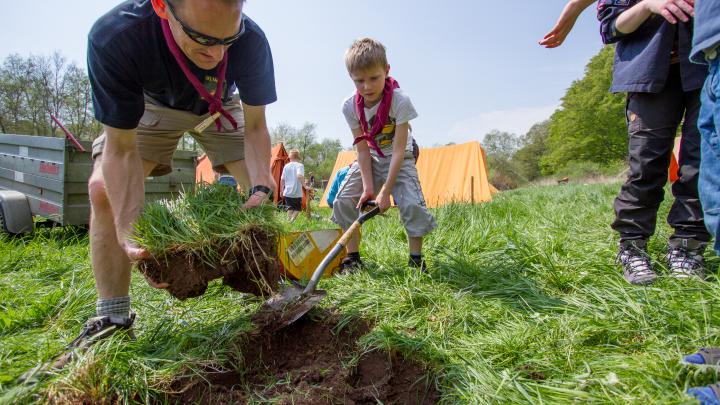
xmin=339 ymin=256 xmax=363 ymax=274
xmin=617 ymin=240 xmax=657 ymax=285
xmin=667 ymin=239 xmax=706 ymax=280
xmin=687 ymin=383 xmax=720 ymax=405
xmin=682 ymin=347 xmax=720 ymax=369
xmin=51 ymin=313 xmax=136 ymax=369
xmin=408 ymin=256 xmax=427 ymax=273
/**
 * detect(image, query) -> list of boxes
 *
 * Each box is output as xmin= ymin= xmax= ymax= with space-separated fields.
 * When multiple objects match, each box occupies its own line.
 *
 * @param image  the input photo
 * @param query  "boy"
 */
xmin=332 ymin=38 xmax=436 ymax=272
xmin=598 ymin=0 xmax=710 ymax=285
xmin=281 ymin=149 xmax=306 ymax=221
xmin=679 ymin=1 xmax=720 ymax=403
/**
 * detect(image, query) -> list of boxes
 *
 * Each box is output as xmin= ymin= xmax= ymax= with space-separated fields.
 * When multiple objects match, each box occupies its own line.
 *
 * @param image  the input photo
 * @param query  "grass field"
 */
xmin=1 ymin=182 xmax=720 ymax=404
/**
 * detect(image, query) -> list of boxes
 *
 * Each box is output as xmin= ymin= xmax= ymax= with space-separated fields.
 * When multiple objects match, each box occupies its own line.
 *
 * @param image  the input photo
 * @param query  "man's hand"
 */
xmin=539 ymin=0 xmax=595 ymax=48
xmin=644 ymin=0 xmax=694 ymax=23
xmin=243 ymin=189 xmax=269 ymax=209
xmin=375 ymin=187 xmax=391 ymax=213
xmin=121 ymin=240 xmax=169 ymax=289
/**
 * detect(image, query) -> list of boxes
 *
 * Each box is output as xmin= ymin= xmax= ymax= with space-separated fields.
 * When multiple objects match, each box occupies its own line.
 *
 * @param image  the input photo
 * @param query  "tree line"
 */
xmin=0 ymin=52 xmax=344 ymax=183
xmin=483 ymin=46 xmax=627 ymax=189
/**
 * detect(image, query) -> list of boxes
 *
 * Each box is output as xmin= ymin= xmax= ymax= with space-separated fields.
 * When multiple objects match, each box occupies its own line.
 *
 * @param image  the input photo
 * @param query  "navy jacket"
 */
xmin=597 ymin=0 xmax=706 ymax=93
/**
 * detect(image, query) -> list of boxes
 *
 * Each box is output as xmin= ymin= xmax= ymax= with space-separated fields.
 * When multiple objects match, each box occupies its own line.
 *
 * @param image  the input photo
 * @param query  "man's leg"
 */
xmin=89 ymin=155 xmax=156 ymax=306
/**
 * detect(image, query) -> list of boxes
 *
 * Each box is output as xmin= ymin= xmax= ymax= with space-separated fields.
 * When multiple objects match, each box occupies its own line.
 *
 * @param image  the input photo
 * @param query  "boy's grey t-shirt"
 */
xmin=342 ymin=88 xmax=418 ymax=156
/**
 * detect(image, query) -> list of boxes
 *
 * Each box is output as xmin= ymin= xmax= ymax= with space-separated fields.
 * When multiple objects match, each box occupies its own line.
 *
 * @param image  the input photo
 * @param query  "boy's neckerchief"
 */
xmin=353 ymin=77 xmax=399 ymax=157
xmin=160 ymin=19 xmax=237 ymax=131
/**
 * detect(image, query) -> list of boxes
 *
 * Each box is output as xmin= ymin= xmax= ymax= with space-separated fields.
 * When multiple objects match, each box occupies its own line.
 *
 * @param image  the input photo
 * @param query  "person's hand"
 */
xmin=644 ymin=0 xmax=694 ymax=23
xmin=539 ymin=0 xmax=587 ymax=48
xmin=122 ymin=240 xmax=169 ymax=289
xmin=356 ymin=188 xmax=375 ymax=209
xmin=375 ymin=188 xmax=391 ymax=213
xmin=243 ymin=189 xmax=269 ymax=209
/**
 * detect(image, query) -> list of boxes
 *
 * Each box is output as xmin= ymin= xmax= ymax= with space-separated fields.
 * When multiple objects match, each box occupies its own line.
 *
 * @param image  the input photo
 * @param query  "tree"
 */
xmin=512 ymin=120 xmax=550 ymax=181
xmin=483 ymin=130 xmax=525 ymax=189
xmin=270 ymin=122 xmax=342 ymax=183
xmin=540 ymin=45 xmax=626 ymax=174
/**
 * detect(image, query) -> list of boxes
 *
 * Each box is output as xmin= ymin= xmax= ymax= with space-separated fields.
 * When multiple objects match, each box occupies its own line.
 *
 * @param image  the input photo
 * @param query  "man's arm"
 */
xmin=376 ymin=124 xmax=409 ymax=213
xmin=101 ymin=125 xmax=147 ymax=260
xmin=242 ymin=103 xmax=275 ymax=208
xmin=540 ymin=0 xmax=596 ymax=48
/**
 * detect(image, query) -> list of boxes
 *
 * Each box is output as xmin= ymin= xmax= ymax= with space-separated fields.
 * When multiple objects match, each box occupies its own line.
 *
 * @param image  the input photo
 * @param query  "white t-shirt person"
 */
xmin=281 ymin=161 xmax=305 ymax=199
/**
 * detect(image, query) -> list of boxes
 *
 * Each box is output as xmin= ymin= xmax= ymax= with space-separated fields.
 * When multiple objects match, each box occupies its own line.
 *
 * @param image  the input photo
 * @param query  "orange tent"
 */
xmin=668 ymin=136 xmax=681 ymax=183
xmin=271 ymin=143 xmax=290 ymax=204
xmin=196 ymin=154 xmax=215 ymax=184
xmin=320 ymin=141 xmax=496 ymax=208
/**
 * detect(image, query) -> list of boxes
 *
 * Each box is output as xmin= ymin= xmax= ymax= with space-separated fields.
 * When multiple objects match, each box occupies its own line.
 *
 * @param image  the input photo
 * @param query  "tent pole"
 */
xmin=471 ymin=176 xmax=475 ymax=205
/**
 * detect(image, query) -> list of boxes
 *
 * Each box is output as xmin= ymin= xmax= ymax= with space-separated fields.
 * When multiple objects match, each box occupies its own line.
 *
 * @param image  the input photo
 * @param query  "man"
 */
xmin=66 ymin=0 xmax=276 ymax=358
xmin=280 ymin=149 xmax=306 ymax=221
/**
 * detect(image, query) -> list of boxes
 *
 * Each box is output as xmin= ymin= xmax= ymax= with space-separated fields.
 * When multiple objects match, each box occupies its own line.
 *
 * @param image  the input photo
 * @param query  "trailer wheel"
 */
xmin=0 ymin=205 xmax=7 ymax=233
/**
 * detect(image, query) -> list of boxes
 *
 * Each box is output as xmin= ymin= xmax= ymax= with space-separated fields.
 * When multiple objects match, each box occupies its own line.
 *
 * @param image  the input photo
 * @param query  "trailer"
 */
xmin=0 ymin=133 xmax=197 ymax=234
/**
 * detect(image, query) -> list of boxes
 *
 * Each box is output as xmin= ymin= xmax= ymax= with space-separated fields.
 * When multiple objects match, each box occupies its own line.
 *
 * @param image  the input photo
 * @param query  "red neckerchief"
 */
xmin=353 ymin=77 xmax=399 ymax=157
xmin=160 ymin=19 xmax=238 ymax=131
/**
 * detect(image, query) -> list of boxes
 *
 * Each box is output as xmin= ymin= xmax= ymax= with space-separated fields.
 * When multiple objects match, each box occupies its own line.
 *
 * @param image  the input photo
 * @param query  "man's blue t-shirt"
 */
xmin=88 ymin=0 xmax=277 ymax=130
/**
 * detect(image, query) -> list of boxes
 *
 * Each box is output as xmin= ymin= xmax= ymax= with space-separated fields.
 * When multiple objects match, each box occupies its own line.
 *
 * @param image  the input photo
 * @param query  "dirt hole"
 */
xmin=169 ymin=313 xmax=439 ymax=404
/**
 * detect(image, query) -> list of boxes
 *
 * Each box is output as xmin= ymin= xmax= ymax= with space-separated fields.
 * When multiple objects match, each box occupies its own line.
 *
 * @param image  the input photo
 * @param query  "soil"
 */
xmin=136 ymin=226 xmax=280 ymax=300
xmin=168 ymin=313 xmax=439 ymax=404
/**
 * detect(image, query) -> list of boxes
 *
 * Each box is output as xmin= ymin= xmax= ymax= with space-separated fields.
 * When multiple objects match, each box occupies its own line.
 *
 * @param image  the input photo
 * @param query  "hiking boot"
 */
xmin=18 ymin=313 xmax=136 ymax=384
xmin=408 ymin=256 xmax=428 ymax=273
xmin=339 ymin=256 xmax=363 ymax=274
xmin=682 ymin=347 xmax=720 ymax=370
xmin=51 ymin=313 xmax=136 ymax=369
xmin=687 ymin=382 xmax=720 ymax=405
xmin=617 ymin=240 xmax=657 ymax=285
xmin=667 ymin=239 xmax=707 ymax=280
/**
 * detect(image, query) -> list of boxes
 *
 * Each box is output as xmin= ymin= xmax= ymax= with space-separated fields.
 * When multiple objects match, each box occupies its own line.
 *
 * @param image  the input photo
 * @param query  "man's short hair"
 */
xmin=289 ymin=149 xmax=300 ymax=160
xmin=345 ymin=38 xmax=387 ymax=73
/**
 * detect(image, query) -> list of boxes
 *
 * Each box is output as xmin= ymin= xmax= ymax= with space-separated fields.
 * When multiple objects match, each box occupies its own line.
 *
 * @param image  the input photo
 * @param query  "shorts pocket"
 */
xmin=138 ymin=110 xmax=162 ymax=128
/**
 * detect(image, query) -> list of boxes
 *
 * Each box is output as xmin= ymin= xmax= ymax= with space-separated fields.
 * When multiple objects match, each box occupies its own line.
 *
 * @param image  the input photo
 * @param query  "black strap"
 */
xmin=250 ymin=185 xmax=271 ymax=195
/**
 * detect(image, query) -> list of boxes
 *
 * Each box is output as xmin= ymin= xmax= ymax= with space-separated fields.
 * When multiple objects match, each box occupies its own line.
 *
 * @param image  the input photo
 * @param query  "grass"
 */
xmin=1 ymin=182 xmax=719 ymax=403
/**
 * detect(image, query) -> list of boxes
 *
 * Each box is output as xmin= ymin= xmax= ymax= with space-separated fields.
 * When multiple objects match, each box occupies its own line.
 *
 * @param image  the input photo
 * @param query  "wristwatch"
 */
xmin=249 ymin=185 xmax=271 ymax=196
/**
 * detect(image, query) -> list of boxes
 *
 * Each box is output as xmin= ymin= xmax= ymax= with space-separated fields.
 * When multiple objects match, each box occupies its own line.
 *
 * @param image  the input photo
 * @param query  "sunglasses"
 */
xmin=165 ymin=0 xmax=244 ymax=47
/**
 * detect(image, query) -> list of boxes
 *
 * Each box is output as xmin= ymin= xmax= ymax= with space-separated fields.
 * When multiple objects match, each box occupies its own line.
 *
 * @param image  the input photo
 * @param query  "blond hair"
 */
xmin=344 ymin=38 xmax=387 ymax=73
xmin=288 ymin=149 xmax=300 ymax=160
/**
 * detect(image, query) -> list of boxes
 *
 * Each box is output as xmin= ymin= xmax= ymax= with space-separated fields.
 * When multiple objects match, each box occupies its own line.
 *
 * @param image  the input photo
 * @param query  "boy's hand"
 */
xmin=357 ymin=188 xmax=375 ymax=209
xmin=644 ymin=0 xmax=694 ymax=23
xmin=376 ymin=188 xmax=391 ymax=213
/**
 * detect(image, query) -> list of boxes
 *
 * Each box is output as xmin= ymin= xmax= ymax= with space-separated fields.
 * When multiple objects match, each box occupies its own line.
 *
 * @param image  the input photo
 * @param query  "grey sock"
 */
xmin=96 ymin=296 xmax=131 ymax=321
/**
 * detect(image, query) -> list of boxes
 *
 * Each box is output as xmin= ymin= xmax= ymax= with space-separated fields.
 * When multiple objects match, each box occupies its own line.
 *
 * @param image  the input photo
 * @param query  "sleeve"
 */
xmin=87 ymin=39 xmax=145 ymax=129
xmin=281 ymin=165 xmax=287 ymax=182
xmin=597 ymin=0 xmax=637 ymax=44
xmin=342 ymin=96 xmax=361 ymax=130
xmin=392 ymin=90 xmax=418 ymax=125
xmin=298 ymin=164 xmax=305 ymax=178
xmin=232 ymin=28 xmax=277 ymax=106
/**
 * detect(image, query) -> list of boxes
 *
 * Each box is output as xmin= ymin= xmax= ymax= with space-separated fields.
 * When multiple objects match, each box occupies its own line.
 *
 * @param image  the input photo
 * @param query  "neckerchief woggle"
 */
xmin=353 ymin=77 xmax=399 ymax=158
xmin=160 ymin=19 xmax=237 ymax=132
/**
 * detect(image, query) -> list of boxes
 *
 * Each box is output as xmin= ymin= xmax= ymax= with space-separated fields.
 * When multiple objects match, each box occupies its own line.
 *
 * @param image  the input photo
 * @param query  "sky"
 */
xmin=0 ymin=1 xmax=603 ymax=148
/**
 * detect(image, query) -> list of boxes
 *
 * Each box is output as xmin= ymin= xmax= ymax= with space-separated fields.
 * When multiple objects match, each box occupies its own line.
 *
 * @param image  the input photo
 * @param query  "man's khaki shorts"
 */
xmin=92 ymin=97 xmax=245 ymax=177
